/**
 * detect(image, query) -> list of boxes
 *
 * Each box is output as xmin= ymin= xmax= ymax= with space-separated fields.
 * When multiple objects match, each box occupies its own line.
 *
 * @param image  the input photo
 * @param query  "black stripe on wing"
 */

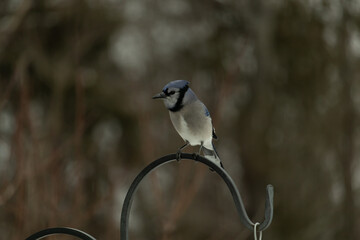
xmin=212 ymin=128 xmax=218 ymax=140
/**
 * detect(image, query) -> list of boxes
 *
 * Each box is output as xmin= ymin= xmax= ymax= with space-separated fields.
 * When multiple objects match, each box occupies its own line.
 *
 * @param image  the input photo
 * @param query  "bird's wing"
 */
xmin=202 ymin=104 xmax=218 ymax=140
xmin=204 ymin=105 xmax=211 ymax=117
xmin=212 ymin=128 xmax=218 ymax=140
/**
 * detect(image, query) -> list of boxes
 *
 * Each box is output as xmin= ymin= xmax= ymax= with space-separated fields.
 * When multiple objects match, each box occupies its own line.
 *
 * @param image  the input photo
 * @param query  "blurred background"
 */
xmin=0 ymin=0 xmax=359 ymax=239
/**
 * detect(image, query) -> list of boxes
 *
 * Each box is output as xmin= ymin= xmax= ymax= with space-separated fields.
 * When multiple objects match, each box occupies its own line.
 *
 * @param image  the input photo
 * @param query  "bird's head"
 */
xmin=152 ymin=80 xmax=190 ymax=111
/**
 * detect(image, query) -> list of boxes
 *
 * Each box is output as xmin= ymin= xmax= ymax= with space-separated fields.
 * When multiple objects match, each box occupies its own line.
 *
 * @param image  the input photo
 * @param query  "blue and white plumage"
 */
xmin=153 ymin=80 xmax=223 ymax=168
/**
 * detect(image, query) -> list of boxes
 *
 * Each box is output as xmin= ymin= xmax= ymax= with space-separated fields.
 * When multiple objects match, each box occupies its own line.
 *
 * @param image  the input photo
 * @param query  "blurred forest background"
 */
xmin=0 ymin=0 xmax=359 ymax=239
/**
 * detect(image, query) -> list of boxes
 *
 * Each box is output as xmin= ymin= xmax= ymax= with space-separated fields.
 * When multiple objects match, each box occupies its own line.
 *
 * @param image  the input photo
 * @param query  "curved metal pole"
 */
xmin=25 ymin=227 xmax=96 ymax=240
xmin=120 ymin=153 xmax=274 ymax=240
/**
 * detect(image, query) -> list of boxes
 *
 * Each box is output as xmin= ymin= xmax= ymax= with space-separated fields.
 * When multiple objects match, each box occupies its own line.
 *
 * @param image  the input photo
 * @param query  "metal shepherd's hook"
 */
xmin=120 ymin=153 xmax=274 ymax=239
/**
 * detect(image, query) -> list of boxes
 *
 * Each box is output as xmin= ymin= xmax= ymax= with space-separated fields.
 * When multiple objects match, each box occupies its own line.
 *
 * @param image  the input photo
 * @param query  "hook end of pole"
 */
xmin=257 ymin=184 xmax=274 ymax=232
xmin=266 ymin=184 xmax=274 ymax=199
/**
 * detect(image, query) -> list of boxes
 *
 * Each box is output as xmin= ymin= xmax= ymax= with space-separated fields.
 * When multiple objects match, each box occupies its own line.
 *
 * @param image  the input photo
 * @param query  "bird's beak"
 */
xmin=152 ymin=92 xmax=166 ymax=99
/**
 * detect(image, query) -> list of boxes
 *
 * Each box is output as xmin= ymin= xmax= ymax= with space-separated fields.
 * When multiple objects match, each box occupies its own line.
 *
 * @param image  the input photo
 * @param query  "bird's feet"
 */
xmin=192 ymin=153 xmax=215 ymax=172
xmin=176 ymin=151 xmax=182 ymax=162
xmin=176 ymin=141 xmax=190 ymax=162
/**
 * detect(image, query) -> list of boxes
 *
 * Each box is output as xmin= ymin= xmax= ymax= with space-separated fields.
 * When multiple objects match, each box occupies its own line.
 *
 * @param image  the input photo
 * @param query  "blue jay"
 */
xmin=153 ymin=80 xmax=223 ymax=169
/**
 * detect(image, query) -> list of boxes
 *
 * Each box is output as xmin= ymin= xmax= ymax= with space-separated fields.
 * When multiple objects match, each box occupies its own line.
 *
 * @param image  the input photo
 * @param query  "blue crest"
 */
xmin=163 ymin=80 xmax=189 ymax=92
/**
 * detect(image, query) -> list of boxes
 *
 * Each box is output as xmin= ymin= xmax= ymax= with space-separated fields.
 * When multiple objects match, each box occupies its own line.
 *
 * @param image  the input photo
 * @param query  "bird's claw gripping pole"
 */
xmin=120 ymin=153 xmax=274 ymax=240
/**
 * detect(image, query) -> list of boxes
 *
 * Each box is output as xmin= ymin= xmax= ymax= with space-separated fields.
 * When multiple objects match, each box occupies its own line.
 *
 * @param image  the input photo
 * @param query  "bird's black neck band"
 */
xmin=168 ymin=85 xmax=189 ymax=112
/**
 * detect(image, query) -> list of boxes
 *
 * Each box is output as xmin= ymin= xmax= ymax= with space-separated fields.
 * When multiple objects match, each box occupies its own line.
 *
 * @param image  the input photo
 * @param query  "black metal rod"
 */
xmin=120 ymin=153 xmax=274 ymax=240
xmin=25 ymin=227 xmax=96 ymax=240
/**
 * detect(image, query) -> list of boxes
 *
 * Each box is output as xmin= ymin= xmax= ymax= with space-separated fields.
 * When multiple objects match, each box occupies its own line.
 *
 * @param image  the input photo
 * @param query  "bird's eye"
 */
xmin=169 ymin=91 xmax=175 ymax=95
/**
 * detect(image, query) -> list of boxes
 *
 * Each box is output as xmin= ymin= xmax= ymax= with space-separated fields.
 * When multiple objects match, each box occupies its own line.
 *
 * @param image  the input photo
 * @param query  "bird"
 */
xmin=152 ymin=80 xmax=223 ymax=169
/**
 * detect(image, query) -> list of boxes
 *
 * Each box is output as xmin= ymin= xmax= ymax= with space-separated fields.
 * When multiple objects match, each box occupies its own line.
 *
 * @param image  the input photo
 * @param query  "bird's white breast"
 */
xmin=177 ymin=115 xmax=202 ymax=145
xmin=169 ymin=103 xmax=213 ymax=146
